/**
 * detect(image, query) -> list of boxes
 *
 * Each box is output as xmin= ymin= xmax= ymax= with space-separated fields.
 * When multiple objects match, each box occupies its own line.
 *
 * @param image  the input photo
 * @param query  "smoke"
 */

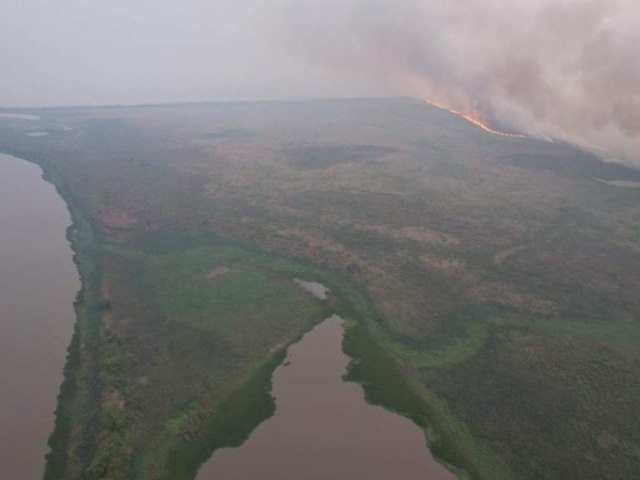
xmin=270 ymin=0 xmax=640 ymax=163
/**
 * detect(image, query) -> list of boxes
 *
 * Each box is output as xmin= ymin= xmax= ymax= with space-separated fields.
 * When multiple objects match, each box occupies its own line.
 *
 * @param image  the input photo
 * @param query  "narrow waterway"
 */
xmin=0 ymin=153 xmax=79 ymax=479
xmin=198 ymin=315 xmax=455 ymax=480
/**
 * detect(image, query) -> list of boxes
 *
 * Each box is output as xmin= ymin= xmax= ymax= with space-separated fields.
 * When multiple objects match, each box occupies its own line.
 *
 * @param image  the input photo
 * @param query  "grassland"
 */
xmin=1 ymin=98 xmax=639 ymax=479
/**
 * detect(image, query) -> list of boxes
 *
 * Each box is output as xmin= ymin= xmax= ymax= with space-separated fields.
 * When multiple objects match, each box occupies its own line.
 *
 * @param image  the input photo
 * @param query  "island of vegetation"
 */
xmin=0 ymin=98 xmax=638 ymax=479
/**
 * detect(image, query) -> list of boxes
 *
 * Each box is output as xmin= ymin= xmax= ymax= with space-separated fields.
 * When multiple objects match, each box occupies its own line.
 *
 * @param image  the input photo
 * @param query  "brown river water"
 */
xmin=0 ymin=153 xmax=79 ymax=479
xmin=198 ymin=315 xmax=455 ymax=480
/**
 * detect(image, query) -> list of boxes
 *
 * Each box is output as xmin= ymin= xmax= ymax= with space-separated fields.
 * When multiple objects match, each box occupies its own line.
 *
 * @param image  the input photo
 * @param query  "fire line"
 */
xmin=425 ymin=99 xmax=526 ymax=138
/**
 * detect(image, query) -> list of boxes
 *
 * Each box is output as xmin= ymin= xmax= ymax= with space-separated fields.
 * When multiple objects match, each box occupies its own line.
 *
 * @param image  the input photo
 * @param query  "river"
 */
xmin=198 ymin=315 xmax=455 ymax=480
xmin=0 ymin=153 xmax=79 ymax=479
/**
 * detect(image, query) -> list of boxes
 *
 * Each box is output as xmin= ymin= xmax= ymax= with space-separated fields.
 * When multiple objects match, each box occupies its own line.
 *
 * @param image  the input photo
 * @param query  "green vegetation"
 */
xmin=1 ymin=97 xmax=639 ymax=479
xmin=43 ymin=224 xmax=337 ymax=479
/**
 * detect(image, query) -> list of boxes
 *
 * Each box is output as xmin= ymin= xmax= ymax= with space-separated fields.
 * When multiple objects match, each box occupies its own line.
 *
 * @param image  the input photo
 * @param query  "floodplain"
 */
xmin=0 ymin=98 xmax=639 ymax=479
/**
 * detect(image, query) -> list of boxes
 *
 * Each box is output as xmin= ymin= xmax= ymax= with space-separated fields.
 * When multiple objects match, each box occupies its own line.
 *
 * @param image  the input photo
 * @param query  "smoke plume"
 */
xmin=271 ymin=0 xmax=640 ymax=163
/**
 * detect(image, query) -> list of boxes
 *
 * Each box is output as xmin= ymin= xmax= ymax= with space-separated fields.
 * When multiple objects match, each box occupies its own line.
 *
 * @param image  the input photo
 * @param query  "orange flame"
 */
xmin=425 ymin=99 xmax=525 ymax=138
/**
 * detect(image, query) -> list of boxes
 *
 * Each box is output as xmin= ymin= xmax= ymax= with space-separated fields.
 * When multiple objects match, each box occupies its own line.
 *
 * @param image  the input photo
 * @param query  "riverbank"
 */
xmin=37 ymin=158 xmax=103 ymax=480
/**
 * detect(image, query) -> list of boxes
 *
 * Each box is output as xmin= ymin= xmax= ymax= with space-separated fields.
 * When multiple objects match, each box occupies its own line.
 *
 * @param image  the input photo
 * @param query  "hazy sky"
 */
xmin=0 ymin=0 xmax=384 ymax=108
xmin=1 ymin=0 xmax=638 ymax=162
